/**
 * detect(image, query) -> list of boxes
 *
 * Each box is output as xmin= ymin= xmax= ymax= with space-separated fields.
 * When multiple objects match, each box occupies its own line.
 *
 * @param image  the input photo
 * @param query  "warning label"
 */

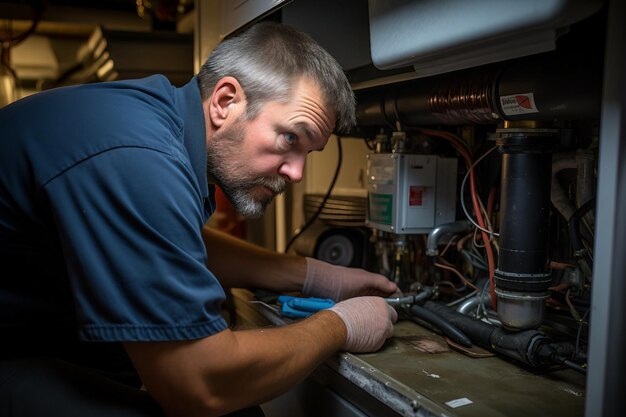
xmin=409 ymin=186 xmax=424 ymax=206
xmin=500 ymin=93 xmax=539 ymax=116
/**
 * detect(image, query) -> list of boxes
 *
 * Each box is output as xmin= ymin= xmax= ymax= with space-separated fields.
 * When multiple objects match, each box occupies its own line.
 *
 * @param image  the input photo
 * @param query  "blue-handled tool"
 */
xmin=277 ymin=295 xmax=335 ymax=318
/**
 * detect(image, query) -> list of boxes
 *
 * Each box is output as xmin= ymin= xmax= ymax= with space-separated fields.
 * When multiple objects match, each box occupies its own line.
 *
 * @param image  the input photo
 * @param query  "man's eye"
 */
xmin=282 ymin=132 xmax=297 ymax=146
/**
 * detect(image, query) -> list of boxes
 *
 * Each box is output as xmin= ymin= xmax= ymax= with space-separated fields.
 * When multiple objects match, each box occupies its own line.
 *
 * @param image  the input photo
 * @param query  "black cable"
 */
xmin=575 ymin=309 xmax=590 ymax=360
xmin=0 ymin=1 xmax=46 ymax=47
xmin=284 ymin=136 xmax=343 ymax=254
xmin=1 ymin=0 xmax=46 ymax=97
xmin=568 ymin=198 xmax=596 ymax=254
xmin=568 ymin=199 xmax=595 ymax=278
xmin=553 ymin=356 xmax=587 ymax=375
xmin=408 ymin=304 xmax=473 ymax=347
xmin=563 ymin=359 xmax=587 ymax=374
xmin=363 ymin=137 xmax=375 ymax=151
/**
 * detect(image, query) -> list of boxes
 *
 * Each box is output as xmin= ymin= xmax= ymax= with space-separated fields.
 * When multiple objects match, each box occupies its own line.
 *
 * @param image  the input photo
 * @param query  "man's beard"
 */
xmin=206 ymin=119 xmax=288 ymax=218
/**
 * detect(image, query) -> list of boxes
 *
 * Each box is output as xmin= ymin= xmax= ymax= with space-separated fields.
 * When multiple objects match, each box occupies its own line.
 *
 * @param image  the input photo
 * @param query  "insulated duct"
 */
xmin=354 ymin=50 xmax=602 ymax=128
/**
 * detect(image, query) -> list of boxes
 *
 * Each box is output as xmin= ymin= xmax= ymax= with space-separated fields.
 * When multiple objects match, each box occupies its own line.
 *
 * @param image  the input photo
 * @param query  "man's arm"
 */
xmin=201 ymin=225 xmax=307 ymax=291
xmin=202 ymin=226 xmax=398 ymax=299
xmin=125 ymin=294 xmax=396 ymax=417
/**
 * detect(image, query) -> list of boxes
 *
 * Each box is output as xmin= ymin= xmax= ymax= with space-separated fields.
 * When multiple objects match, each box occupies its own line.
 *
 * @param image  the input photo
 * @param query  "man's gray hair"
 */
xmin=196 ymin=21 xmax=356 ymax=133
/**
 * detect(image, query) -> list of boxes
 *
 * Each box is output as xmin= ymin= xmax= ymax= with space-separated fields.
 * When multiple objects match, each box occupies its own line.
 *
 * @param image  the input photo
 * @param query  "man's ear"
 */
xmin=208 ymin=76 xmax=245 ymax=128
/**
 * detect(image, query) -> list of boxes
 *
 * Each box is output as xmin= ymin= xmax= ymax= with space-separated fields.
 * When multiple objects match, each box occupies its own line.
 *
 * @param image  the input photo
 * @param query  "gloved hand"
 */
xmin=302 ymin=257 xmax=398 ymax=301
xmin=328 ymin=296 xmax=397 ymax=353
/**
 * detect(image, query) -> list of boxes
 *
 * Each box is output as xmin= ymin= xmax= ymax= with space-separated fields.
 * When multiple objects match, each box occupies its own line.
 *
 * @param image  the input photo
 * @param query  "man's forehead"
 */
xmin=292 ymin=81 xmax=335 ymax=133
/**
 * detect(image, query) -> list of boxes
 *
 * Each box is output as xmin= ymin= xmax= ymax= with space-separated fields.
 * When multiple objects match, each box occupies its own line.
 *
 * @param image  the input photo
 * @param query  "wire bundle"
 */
xmin=416 ymin=128 xmax=498 ymax=309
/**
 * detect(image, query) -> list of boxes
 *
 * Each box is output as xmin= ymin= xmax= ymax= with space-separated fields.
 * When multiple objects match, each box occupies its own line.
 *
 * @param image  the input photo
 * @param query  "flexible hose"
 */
xmin=408 ymin=304 xmax=473 ymax=347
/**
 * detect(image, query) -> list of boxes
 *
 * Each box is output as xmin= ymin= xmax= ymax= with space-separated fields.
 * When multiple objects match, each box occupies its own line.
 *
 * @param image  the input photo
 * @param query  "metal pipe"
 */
xmin=456 ymin=294 xmax=491 ymax=315
xmin=425 ymin=220 xmax=473 ymax=256
xmin=385 ymin=286 xmax=434 ymax=307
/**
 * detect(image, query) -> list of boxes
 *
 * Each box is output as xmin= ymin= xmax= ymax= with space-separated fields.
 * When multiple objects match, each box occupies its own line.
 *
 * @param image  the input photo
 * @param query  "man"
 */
xmin=0 ymin=22 xmax=397 ymax=417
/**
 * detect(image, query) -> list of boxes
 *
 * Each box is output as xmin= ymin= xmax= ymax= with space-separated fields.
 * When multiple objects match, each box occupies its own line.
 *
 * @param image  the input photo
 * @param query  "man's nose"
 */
xmin=278 ymin=155 xmax=306 ymax=183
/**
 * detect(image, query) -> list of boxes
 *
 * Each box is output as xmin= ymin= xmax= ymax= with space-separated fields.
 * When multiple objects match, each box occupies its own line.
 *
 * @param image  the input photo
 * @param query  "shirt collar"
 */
xmin=174 ymin=76 xmax=210 ymax=199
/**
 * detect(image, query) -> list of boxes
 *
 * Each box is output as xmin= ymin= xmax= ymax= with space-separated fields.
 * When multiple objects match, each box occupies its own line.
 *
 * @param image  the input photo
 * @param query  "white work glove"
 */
xmin=302 ymin=257 xmax=398 ymax=301
xmin=329 ymin=296 xmax=398 ymax=353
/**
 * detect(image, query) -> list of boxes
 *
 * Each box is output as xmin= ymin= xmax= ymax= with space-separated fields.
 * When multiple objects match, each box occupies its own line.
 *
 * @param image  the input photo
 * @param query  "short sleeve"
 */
xmin=44 ymin=145 xmax=228 ymax=342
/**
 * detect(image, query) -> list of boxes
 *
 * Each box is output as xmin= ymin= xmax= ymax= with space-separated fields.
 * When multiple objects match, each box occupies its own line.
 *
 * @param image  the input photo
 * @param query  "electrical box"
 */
xmin=366 ymin=154 xmax=457 ymax=234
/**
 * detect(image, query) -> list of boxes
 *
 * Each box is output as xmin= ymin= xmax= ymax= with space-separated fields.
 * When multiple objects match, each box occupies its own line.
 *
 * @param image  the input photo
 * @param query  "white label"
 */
xmin=445 ymin=397 xmax=473 ymax=409
xmin=500 ymin=93 xmax=539 ymax=115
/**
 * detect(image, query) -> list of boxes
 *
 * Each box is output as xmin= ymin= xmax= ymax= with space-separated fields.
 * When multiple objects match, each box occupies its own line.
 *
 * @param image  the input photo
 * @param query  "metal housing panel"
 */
xmin=369 ymin=0 xmax=603 ymax=77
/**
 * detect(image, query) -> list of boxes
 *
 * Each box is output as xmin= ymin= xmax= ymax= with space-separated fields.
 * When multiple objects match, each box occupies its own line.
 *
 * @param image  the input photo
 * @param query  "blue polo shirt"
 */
xmin=0 ymin=75 xmax=228 ymax=354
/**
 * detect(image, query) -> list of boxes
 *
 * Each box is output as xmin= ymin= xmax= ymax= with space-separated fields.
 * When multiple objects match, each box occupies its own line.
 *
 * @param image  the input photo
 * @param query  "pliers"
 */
xmin=277 ymin=295 xmax=335 ymax=318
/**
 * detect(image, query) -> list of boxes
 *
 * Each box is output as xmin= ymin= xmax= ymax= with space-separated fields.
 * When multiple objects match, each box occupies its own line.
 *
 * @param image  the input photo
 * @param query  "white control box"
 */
xmin=366 ymin=154 xmax=457 ymax=234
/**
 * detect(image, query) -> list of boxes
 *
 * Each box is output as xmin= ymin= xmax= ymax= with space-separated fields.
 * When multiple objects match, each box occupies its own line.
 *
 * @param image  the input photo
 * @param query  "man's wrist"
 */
xmin=309 ymin=309 xmax=347 ymax=351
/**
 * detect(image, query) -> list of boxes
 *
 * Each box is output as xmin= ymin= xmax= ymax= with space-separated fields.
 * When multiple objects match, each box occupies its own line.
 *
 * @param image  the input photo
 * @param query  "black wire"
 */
xmin=284 ymin=136 xmax=343 ymax=254
xmin=363 ymin=137 xmax=375 ymax=151
xmin=553 ymin=356 xmax=587 ymax=375
xmin=1 ymin=0 xmax=46 ymax=99
xmin=568 ymin=198 xmax=596 ymax=253
xmin=0 ymin=1 xmax=46 ymax=46
xmin=562 ymin=359 xmax=587 ymax=374
xmin=575 ymin=309 xmax=590 ymax=360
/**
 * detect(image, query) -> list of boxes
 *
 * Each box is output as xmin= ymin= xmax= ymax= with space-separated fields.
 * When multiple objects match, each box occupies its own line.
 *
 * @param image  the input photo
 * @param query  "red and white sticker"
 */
xmin=500 ymin=93 xmax=539 ymax=116
xmin=409 ymin=186 xmax=425 ymax=206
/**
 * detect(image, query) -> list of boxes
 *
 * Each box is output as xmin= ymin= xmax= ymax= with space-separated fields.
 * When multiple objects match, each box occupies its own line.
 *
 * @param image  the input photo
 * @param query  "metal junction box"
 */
xmin=366 ymin=153 xmax=457 ymax=234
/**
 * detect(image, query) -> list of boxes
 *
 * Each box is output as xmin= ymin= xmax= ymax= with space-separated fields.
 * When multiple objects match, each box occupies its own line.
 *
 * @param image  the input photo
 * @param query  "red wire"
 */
xmin=418 ymin=129 xmax=497 ymax=309
xmin=469 ymin=167 xmax=497 ymax=309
